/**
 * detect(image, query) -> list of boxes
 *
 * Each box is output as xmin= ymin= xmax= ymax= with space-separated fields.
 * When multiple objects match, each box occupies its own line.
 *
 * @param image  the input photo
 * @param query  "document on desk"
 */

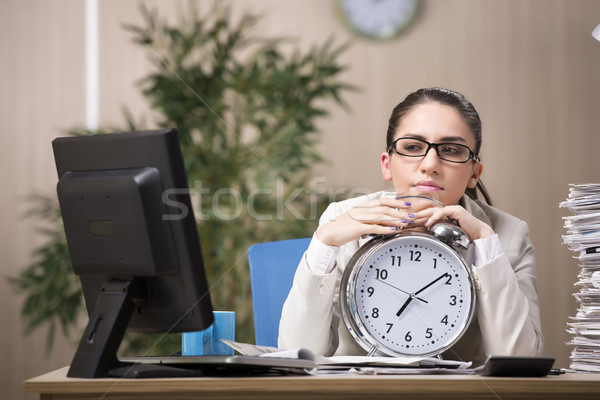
xmin=312 ymin=356 xmax=473 ymax=375
xmin=222 ymin=340 xmax=472 ymax=374
xmin=318 ymin=355 xmax=471 ymax=371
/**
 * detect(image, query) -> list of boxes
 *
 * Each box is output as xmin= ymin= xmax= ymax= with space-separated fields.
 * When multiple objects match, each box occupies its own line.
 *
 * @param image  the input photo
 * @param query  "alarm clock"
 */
xmin=339 ymin=198 xmax=476 ymax=358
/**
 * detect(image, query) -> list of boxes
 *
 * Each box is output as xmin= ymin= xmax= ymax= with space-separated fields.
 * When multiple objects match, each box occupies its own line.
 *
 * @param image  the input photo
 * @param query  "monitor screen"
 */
xmin=52 ymin=129 xmax=214 ymax=378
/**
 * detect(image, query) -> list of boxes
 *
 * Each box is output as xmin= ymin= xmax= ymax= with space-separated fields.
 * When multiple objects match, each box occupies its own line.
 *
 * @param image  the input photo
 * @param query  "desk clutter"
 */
xmin=560 ymin=183 xmax=600 ymax=373
xmin=222 ymin=340 xmax=558 ymax=376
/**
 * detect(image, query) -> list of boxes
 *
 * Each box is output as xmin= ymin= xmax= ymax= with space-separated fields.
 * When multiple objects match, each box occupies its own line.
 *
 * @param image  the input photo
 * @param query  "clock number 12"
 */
xmin=410 ymin=250 xmax=421 ymax=262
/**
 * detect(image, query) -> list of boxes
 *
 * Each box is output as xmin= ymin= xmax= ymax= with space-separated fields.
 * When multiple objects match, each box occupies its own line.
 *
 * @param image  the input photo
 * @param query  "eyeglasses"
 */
xmin=388 ymin=137 xmax=478 ymax=163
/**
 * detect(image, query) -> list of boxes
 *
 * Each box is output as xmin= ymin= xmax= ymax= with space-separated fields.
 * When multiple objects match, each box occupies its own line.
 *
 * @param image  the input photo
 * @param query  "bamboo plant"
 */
xmin=9 ymin=2 xmax=354 ymax=356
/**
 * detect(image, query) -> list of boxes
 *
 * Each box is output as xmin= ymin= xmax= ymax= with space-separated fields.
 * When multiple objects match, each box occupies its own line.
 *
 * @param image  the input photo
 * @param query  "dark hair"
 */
xmin=386 ymin=87 xmax=492 ymax=205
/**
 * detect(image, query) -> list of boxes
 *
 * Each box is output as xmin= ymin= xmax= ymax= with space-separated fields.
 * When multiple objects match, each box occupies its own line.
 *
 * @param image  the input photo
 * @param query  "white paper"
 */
xmin=221 ymin=340 xmax=472 ymax=371
xmin=561 ymin=183 xmax=600 ymax=372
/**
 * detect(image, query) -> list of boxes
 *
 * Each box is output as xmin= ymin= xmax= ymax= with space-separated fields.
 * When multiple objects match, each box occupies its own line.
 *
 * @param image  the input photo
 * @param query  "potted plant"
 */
xmin=9 ymin=2 xmax=354 ymax=356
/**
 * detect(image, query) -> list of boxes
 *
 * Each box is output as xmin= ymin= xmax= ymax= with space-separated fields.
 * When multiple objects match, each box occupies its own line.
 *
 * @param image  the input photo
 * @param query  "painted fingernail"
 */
xmin=401 ymin=219 xmax=408 ymax=223
xmin=390 ymin=226 xmax=398 ymax=231
xmin=404 ymin=201 xmax=411 ymax=206
xmin=408 ymin=214 xmax=415 ymax=218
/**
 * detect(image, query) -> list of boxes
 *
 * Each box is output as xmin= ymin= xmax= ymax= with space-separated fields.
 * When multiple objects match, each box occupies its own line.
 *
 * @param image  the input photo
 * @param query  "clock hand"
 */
xmin=396 ymin=273 xmax=449 ymax=317
xmin=414 ymin=273 xmax=450 ymax=296
xmin=375 ymin=278 xmax=428 ymax=303
xmin=396 ymin=296 xmax=413 ymax=317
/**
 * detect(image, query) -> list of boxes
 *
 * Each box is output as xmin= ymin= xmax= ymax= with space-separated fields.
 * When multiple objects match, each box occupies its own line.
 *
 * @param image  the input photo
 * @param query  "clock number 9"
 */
xmin=367 ymin=287 xmax=375 ymax=297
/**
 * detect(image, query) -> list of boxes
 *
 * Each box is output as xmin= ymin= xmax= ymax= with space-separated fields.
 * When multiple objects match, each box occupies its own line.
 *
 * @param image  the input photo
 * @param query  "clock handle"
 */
xmin=428 ymin=222 xmax=471 ymax=250
xmin=393 ymin=195 xmax=471 ymax=248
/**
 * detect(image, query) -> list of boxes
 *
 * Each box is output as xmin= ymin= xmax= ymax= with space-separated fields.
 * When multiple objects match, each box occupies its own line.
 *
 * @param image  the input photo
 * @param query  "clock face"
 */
xmin=338 ymin=0 xmax=420 ymax=40
xmin=341 ymin=233 xmax=475 ymax=357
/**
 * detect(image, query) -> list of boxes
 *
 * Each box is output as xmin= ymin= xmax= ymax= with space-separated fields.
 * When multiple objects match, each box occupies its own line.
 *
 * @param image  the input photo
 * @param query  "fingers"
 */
xmin=319 ymin=199 xmax=417 ymax=246
xmin=349 ymin=197 xmax=439 ymax=230
xmin=415 ymin=205 xmax=461 ymax=226
xmin=376 ymin=197 xmax=413 ymax=209
xmin=347 ymin=198 xmax=415 ymax=227
xmin=319 ymin=197 xmax=467 ymax=247
xmin=415 ymin=205 xmax=495 ymax=240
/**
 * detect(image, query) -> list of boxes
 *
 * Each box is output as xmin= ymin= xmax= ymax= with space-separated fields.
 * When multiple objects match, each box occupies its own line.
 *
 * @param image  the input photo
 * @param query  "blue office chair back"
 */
xmin=248 ymin=238 xmax=311 ymax=347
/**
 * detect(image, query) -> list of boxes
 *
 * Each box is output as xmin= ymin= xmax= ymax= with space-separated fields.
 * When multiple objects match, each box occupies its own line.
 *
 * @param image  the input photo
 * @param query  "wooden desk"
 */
xmin=25 ymin=367 xmax=600 ymax=400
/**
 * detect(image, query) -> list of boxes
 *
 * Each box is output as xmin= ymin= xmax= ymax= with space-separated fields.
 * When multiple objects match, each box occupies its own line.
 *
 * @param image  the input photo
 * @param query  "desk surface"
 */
xmin=25 ymin=367 xmax=600 ymax=400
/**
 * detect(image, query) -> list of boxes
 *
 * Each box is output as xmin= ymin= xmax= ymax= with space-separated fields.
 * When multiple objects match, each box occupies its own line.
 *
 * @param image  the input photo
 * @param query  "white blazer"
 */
xmin=278 ymin=192 xmax=543 ymax=366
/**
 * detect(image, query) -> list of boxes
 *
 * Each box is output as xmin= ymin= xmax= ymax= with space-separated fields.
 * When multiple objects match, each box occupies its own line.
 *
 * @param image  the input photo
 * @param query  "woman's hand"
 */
xmin=316 ymin=198 xmax=415 ymax=247
xmin=416 ymin=204 xmax=495 ymax=241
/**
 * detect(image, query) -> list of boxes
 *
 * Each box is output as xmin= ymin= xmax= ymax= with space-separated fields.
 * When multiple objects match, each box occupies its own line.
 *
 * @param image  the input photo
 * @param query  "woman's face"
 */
xmin=381 ymin=101 xmax=483 ymax=206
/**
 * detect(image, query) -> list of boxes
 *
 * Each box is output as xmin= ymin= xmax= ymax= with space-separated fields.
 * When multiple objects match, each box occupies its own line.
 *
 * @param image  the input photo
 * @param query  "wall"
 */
xmin=2 ymin=1 xmax=599 ymax=398
xmin=1 ymin=1 xmax=85 ymax=399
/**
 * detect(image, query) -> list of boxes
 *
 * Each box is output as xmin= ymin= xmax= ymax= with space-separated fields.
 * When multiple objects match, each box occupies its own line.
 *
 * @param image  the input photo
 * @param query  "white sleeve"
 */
xmin=472 ymin=234 xmax=502 ymax=267
xmin=277 ymin=247 xmax=339 ymax=355
xmin=306 ymin=233 xmax=339 ymax=275
xmin=472 ymin=222 xmax=543 ymax=357
xmin=278 ymin=202 xmax=344 ymax=355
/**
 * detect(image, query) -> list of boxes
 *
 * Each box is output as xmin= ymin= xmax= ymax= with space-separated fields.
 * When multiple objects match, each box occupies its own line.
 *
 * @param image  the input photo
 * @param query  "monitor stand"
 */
xmin=68 ymin=278 xmax=206 ymax=379
xmin=68 ymin=278 xmax=135 ymax=378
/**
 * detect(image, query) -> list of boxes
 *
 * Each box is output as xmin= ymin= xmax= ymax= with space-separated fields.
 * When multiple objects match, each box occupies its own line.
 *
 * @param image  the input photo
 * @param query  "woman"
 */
xmin=278 ymin=87 xmax=543 ymax=365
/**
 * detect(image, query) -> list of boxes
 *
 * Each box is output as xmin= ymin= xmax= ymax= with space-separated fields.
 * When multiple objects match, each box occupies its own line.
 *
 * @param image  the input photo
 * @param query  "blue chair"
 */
xmin=248 ymin=238 xmax=311 ymax=347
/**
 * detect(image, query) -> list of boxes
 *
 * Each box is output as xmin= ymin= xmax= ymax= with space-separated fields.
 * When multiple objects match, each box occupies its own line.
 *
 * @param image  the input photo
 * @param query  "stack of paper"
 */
xmin=560 ymin=183 xmax=600 ymax=373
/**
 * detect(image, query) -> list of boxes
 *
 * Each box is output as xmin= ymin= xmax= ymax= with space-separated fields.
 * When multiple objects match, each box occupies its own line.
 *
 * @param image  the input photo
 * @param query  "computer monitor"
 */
xmin=52 ymin=129 xmax=214 ymax=378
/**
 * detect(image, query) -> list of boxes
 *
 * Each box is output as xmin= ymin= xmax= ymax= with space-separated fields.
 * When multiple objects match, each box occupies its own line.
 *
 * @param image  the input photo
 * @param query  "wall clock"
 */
xmin=337 ymin=0 xmax=420 ymax=40
xmin=339 ymin=198 xmax=476 ymax=357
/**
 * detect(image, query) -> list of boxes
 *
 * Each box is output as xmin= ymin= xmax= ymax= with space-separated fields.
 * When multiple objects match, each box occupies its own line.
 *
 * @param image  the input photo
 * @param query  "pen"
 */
xmin=548 ymin=369 xmax=566 ymax=375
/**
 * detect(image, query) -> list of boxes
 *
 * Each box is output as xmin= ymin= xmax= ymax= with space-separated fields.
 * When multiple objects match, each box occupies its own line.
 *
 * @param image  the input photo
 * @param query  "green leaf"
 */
xmin=7 ymin=0 xmax=356 ymax=356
